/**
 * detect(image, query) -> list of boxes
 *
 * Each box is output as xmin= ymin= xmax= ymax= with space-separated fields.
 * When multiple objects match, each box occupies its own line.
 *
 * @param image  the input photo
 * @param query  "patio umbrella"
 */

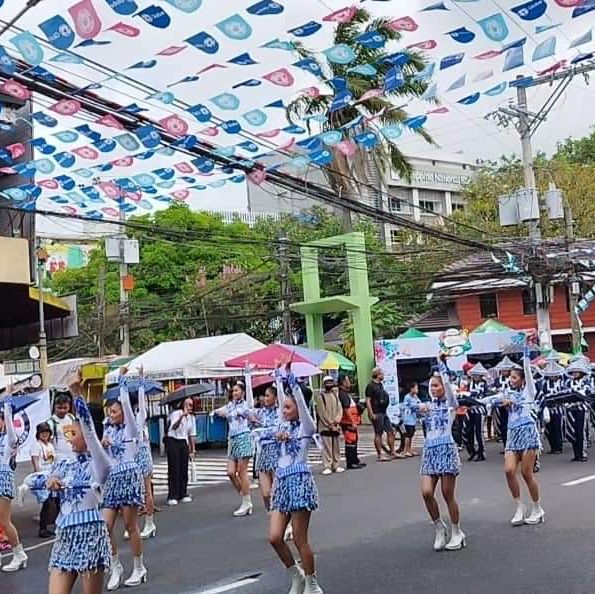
xmin=161 ymin=382 xmax=215 ymax=406
xmin=284 ymin=345 xmax=356 ymax=371
xmin=103 ymin=380 xmax=165 ymax=403
xmin=225 ymin=344 xmax=321 ymax=377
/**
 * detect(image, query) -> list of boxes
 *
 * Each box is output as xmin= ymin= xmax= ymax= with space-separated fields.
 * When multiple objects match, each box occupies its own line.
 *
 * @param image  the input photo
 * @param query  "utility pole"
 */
xmin=564 ymin=195 xmax=582 ymax=354
xmin=119 ymin=206 xmax=130 ymax=357
xmin=35 ymin=242 xmax=49 ymax=389
xmin=278 ymin=234 xmax=292 ymax=344
xmin=96 ymin=262 xmax=106 ymax=357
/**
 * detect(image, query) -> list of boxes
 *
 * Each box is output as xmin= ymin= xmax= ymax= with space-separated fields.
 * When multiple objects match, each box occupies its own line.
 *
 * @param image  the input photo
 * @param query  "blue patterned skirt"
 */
xmin=135 ymin=443 xmax=153 ymax=478
xmin=271 ymin=469 xmax=319 ymax=513
xmin=23 ymin=471 xmax=50 ymax=504
xmin=49 ymin=521 xmax=111 ymax=574
xmin=506 ymin=422 xmax=541 ymax=453
xmin=255 ymin=442 xmax=279 ymax=473
xmin=420 ymin=442 xmax=462 ymax=477
xmin=0 ymin=465 xmax=15 ymax=500
xmin=228 ymin=432 xmax=254 ymax=461
xmin=102 ymin=462 xmax=143 ymax=509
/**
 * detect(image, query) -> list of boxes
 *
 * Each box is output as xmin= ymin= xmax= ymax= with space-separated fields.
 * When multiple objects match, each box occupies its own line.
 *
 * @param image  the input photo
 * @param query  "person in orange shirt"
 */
xmin=338 ymin=375 xmax=366 ymax=470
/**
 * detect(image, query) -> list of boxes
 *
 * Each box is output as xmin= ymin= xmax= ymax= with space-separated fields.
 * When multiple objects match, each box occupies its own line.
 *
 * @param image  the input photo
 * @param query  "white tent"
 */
xmin=105 ymin=333 xmax=265 ymax=384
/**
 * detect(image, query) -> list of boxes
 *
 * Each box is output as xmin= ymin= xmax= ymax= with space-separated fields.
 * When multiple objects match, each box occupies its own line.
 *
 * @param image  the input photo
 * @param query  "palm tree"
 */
xmin=287 ymin=8 xmax=435 ymax=229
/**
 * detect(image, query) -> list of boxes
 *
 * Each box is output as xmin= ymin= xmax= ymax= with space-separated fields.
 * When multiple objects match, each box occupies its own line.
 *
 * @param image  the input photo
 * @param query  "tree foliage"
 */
xmin=48 ymin=205 xmax=436 ymax=360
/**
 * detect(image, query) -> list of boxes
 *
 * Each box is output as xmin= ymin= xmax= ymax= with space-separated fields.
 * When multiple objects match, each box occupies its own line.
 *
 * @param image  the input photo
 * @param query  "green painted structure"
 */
xmin=291 ymin=232 xmax=378 ymax=397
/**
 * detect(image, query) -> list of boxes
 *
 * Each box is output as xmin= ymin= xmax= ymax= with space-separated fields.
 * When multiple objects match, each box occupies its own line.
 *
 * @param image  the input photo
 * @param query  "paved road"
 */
xmin=5 ymin=442 xmax=595 ymax=594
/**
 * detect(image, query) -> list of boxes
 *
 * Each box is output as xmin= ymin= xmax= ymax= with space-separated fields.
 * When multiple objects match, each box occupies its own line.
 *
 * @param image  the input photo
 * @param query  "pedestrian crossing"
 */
xmin=151 ymin=433 xmax=425 ymax=496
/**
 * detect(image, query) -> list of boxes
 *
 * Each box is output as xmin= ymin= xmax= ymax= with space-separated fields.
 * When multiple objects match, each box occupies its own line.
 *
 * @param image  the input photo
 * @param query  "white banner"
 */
xmin=375 ymin=341 xmax=401 ymax=424
xmin=12 ymin=390 xmax=52 ymax=463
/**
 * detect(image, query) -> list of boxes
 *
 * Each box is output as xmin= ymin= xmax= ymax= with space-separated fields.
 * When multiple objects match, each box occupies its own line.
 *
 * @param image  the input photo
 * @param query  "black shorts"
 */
xmin=404 ymin=425 xmax=416 ymax=438
xmin=372 ymin=413 xmax=394 ymax=436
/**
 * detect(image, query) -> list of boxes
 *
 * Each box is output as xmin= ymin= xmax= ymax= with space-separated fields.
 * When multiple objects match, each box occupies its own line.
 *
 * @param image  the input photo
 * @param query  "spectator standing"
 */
xmin=365 ymin=368 xmax=396 ymax=461
xmin=30 ymin=422 xmax=57 ymax=538
xmin=402 ymin=383 xmax=422 ymax=457
xmin=166 ymin=398 xmax=196 ymax=506
xmin=47 ymin=393 xmax=76 ymax=462
xmin=314 ymin=376 xmax=344 ymax=475
xmin=338 ymin=375 xmax=366 ymax=470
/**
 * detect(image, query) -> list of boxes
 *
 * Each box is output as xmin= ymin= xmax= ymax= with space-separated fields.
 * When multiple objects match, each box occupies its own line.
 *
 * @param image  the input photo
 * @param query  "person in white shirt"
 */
xmin=30 ymin=422 xmax=57 ymax=538
xmin=166 ymin=398 xmax=196 ymax=506
xmin=47 ymin=394 xmax=76 ymax=462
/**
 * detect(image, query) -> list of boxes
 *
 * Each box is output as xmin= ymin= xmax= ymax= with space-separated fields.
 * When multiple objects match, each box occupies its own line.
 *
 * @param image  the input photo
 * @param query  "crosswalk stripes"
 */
xmin=152 ymin=433 xmax=425 ymax=495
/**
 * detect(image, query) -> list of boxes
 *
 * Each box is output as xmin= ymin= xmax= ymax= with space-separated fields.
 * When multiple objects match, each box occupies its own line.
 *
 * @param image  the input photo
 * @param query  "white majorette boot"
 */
xmin=511 ymin=499 xmax=526 ymax=526
xmin=107 ymin=556 xmax=124 ymax=591
xmin=141 ymin=515 xmax=157 ymax=539
xmin=304 ymin=574 xmax=324 ymax=594
xmin=287 ymin=564 xmax=305 ymax=594
xmin=524 ymin=502 xmax=545 ymax=525
xmin=433 ymin=519 xmax=447 ymax=551
xmin=445 ymin=524 xmax=467 ymax=551
xmin=1 ymin=543 xmax=28 ymax=572
xmin=284 ymin=521 xmax=294 ymax=541
xmin=233 ymin=495 xmax=253 ymax=517
xmin=124 ymin=554 xmax=148 ymax=587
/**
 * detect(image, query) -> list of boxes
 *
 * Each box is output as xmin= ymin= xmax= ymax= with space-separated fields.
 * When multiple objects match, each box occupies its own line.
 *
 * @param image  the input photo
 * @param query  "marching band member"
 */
xmin=539 ymin=361 xmax=565 ymax=455
xmin=47 ymin=386 xmax=112 ymax=594
xmin=102 ymin=370 xmax=146 ymax=590
xmin=0 ymin=395 xmax=27 ymax=573
xmin=213 ymin=376 xmax=255 ymax=517
xmin=564 ymin=358 xmax=591 ymax=462
xmin=134 ymin=373 xmax=157 ymax=539
xmin=487 ymin=344 xmax=544 ymax=526
xmin=417 ymin=355 xmax=465 ymax=552
xmin=465 ymin=364 xmax=489 ymax=462
xmin=268 ymin=369 xmax=324 ymax=594
xmin=493 ymin=357 xmax=516 ymax=446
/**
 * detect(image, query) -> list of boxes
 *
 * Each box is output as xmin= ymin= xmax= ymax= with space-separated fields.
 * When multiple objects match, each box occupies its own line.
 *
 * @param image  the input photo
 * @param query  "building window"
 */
xmin=419 ymin=200 xmax=435 ymax=213
xmin=389 ymin=198 xmax=402 ymax=212
xmin=479 ymin=293 xmax=498 ymax=319
xmin=452 ymin=203 xmax=465 ymax=212
xmin=522 ymin=289 xmax=536 ymax=315
xmin=390 ymin=228 xmax=405 ymax=245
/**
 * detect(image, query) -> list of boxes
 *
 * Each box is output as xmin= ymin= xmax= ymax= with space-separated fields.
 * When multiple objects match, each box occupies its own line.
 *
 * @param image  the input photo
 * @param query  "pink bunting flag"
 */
xmin=111 ymin=156 xmax=134 ymax=167
xmin=174 ymin=162 xmax=195 ymax=174
xmin=257 ymin=129 xmax=281 ymax=138
xmin=554 ymin=0 xmax=582 ymax=5
xmin=171 ymin=189 xmax=190 ymax=201
xmin=359 ymin=89 xmax=383 ymax=102
xmin=124 ymin=190 xmax=141 ymax=203
xmin=336 ymin=140 xmax=356 ymax=157
xmin=0 ymin=167 xmax=16 ymax=174
xmin=98 ymin=182 xmax=121 ymax=199
xmin=158 ymin=46 xmax=188 ymax=57
xmin=407 ymin=39 xmax=437 ymax=50
xmin=323 ymin=6 xmax=357 ymax=23
xmin=304 ymin=87 xmax=321 ymax=97
xmin=68 ymin=0 xmax=103 ymax=40
xmin=199 ymin=127 xmax=219 ymax=137
xmin=248 ymin=170 xmax=266 ymax=185
xmin=262 ymin=68 xmax=294 ymax=87
xmin=96 ymin=114 xmax=125 ymax=130
xmin=0 ymin=80 xmax=30 ymax=100
xmin=108 ymin=22 xmax=141 ymax=38
xmin=102 ymin=207 xmax=120 ymax=217
xmin=159 ymin=115 xmax=189 ymax=136
xmin=473 ymin=50 xmax=503 ymax=60
xmin=5 ymin=143 xmax=26 ymax=159
xmin=538 ymin=60 xmax=567 ymax=75
xmin=50 ymin=99 xmax=82 ymax=116
xmin=63 ymin=206 xmax=78 ymax=215
xmin=197 ymin=64 xmax=226 ymax=75
xmin=38 ymin=179 xmax=60 ymax=190
xmin=388 ymin=17 xmax=418 ymax=32
xmin=72 ymin=146 xmax=99 ymax=160
xmin=428 ymin=106 xmax=449 ymax=114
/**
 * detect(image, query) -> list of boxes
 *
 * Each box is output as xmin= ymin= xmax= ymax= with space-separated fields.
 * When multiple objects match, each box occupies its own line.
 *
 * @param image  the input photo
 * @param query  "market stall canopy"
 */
xmin=161 ymin=383 xmax=216 ymax=406
xmin=398 ymin=328 xmax=428 ymax=339
xmin=225 ymin=344 xmax=322 ymax=377
xmin=105 ymin=333 xmax=265 ymax=383
xmin=471 ymin=319 xmax=513 ymax=334
xmin=282 ymin=345 xmax=356 ymax=371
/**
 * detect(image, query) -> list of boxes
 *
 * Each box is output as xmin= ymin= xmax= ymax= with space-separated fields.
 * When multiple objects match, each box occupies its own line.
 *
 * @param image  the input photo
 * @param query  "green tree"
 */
xmin=555 ymin=127 xmax=595 ymax=165
xmin=287 ymin=8 xmax=434 ymax=228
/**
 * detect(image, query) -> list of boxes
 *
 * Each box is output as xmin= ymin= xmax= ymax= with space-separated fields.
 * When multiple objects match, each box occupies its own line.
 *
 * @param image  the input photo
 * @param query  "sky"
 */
xmin=0 ymin=0 xmax=593 ymax=237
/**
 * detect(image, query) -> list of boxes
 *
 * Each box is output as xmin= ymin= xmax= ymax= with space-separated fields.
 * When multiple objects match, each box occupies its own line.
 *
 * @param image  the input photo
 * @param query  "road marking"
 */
xmin=562 ymin=474 xmax=595 ymax=487
xmin=191 ymin=576 xmax=260 ymax=594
